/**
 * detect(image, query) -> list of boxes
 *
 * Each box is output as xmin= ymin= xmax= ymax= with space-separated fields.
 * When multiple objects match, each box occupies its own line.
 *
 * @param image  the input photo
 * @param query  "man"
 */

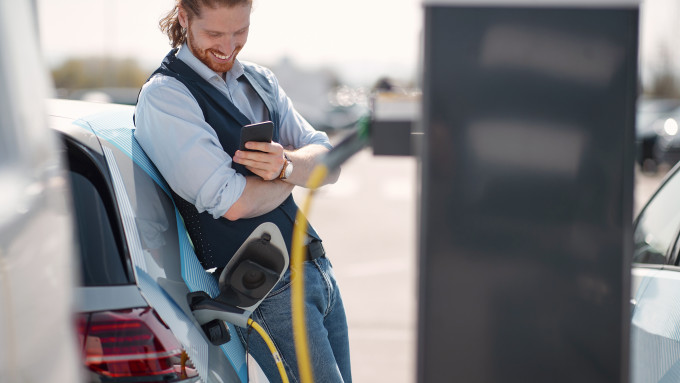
xmin=134 ymin=1 xmax=351 ymax=382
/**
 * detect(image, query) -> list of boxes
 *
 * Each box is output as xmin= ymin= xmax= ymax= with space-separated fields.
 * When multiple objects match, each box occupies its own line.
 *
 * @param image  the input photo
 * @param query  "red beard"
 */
xmin=186 ymin=24 xmax=242 ymax=74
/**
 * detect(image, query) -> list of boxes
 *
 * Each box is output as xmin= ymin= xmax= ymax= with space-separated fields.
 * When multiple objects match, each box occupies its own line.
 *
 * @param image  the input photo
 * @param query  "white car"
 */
xmin=631 ymin=161 xmax=680 ymax=382
xmin=49 ymin=98 xmax=276 ymax=383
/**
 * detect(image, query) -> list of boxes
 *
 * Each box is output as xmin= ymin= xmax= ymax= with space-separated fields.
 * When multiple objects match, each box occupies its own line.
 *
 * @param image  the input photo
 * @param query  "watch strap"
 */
xmin=278 ymin=154 xmax=291 ymax=180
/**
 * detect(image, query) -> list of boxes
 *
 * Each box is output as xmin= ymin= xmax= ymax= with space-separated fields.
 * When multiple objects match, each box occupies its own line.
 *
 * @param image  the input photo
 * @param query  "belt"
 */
xmin=306 ymin=240 xmax=326 ymax=261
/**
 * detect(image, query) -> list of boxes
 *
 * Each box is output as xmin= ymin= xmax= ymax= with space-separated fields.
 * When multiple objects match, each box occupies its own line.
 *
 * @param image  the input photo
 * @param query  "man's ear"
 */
xmin=178 ymin=6 xmax=188 ymax=29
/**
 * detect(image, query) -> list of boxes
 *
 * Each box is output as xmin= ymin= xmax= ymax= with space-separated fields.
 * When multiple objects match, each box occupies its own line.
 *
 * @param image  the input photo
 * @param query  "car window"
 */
xmin=634 ymin=167 xmax=680 ymax=264
xmin=65 ymin=139 xmax=133 ymax=286
xmin=106 ymin=145 xmax=182 ymax=281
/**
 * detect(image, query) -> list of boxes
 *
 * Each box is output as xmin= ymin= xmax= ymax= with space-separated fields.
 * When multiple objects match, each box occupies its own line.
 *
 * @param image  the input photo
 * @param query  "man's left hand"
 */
xmin=233 ymin=141 xmax=286 ymax=181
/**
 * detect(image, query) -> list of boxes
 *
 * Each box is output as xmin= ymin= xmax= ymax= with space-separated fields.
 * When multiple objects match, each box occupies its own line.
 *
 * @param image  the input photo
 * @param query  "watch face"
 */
xmin=284 ymin=160 xmax=293 ymax=178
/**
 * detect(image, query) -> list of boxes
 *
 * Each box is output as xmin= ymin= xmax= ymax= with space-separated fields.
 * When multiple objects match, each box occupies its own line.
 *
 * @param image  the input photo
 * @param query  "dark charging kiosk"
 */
xmin=417 ymin=1 xmax=639 ymax=381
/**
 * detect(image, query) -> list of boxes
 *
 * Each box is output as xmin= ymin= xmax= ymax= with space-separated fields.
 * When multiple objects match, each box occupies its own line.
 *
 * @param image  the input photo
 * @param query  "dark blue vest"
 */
xmin=144 ymin=49 xmax=319 ymax=269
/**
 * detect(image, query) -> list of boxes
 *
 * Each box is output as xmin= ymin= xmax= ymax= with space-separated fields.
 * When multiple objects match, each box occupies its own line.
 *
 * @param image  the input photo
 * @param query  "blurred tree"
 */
xmin=645 ymin=43 xmax=680 ymax=98
xmin=51 ymin=57 xmax=149 ymax=90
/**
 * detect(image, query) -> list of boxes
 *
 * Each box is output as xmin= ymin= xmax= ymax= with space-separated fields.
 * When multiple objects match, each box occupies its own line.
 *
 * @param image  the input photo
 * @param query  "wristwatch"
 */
xmin=279 ymin=154 xmax=293 ymax=180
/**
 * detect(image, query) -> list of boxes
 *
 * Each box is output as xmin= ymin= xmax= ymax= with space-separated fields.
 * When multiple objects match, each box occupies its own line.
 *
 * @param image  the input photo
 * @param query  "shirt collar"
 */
xmin=176 ymin=43 xmax=244 ymax=83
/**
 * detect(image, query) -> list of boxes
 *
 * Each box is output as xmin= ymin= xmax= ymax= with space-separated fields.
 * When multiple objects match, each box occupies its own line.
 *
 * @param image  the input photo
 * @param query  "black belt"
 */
xmin=306 ymin=240 xmax=326 ymax=261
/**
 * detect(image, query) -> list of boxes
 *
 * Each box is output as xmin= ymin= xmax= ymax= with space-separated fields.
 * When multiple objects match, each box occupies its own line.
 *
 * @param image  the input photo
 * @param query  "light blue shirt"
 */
xmin=135 ymin=44 xmax=332 ymax=219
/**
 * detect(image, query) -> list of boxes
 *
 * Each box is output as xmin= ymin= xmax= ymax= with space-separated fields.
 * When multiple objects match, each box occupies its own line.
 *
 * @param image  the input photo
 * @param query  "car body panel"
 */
xmin=631 ymin=266 xmax=680 ymax=382
xmin=48 ymin=100 xmax=252 ymax=382
xmin=0 ymin=1 xmax=82 ymax=382
xmin=76 ymin=285 xmax=148 ymax=313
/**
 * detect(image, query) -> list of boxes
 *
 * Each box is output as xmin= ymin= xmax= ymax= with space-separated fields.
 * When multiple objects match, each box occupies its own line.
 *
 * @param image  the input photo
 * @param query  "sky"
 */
xmin=37 ymin=0 xmax=677 ymax=87
xmin=638 ymin=0 xmax=680 ymax=84
xmin=37 ymin=0 xmax=423 ymax=86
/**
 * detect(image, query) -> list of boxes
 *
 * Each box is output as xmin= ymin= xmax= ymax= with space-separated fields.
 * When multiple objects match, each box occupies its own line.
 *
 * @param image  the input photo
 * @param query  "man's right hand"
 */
xmin=232 ymin=141 xmax=286 ymax=181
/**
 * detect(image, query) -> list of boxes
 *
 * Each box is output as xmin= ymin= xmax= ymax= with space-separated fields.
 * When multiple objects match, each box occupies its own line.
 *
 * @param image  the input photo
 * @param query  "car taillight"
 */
xmin=77 ymin=307 xmax=198 ymax=382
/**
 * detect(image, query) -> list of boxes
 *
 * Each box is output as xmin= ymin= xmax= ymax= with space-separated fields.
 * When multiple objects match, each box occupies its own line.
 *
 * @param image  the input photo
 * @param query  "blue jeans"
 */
xmin=235 ymin=256 xmax=352 ymax=383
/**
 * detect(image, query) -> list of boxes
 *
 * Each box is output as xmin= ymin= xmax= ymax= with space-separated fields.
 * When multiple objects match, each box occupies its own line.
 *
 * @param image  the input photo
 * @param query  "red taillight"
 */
xmin=78 ymin=308 xmax=198 ymax=381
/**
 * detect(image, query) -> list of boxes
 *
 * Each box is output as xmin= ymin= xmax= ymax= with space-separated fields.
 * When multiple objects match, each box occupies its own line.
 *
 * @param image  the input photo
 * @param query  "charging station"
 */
xmin=417 ymin=1 xmax=639 ymax=381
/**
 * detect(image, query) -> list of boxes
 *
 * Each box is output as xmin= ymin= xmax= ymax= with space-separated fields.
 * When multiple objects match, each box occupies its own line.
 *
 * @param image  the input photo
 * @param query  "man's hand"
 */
xmin=225 ymin=143 xmax=339 ymax=221
xmin=233 ymin=141 xmax=286 ymax=180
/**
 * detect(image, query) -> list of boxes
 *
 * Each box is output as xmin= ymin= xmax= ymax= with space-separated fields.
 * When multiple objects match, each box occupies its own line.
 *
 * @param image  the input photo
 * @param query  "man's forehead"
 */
xmin=189 ymin=3 xmax=251 ymax=28
xmin=191 ymin=2 xmax=252 ymax=17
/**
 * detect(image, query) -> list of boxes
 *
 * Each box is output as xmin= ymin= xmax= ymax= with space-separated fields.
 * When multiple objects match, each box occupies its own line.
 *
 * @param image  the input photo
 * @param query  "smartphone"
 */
xmin=239 ymin=121 xmax=274 ymax=151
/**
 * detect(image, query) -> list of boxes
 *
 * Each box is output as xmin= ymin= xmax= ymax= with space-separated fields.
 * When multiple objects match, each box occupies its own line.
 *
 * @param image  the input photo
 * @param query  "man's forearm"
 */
xmin=284 ymin=144 xmax=340 ymax=187
xmin=223 ymin=176 xmax=294 ymax=221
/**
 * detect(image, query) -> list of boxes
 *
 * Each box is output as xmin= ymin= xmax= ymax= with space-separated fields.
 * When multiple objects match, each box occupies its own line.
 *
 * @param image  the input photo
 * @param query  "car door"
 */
xmin=631 ymin=164 xmax=680 ymax=382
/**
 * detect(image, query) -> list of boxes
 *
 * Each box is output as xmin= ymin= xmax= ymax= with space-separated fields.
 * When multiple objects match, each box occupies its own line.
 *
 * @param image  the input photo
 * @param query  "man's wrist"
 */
xmin=278 ymin=154 xmax=293 ymax=180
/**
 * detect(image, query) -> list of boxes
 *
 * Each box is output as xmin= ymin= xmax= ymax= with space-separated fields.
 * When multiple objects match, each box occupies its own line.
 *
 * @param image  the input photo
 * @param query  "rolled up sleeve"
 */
xmin=134 ymin=75 xmax=245 ymax=218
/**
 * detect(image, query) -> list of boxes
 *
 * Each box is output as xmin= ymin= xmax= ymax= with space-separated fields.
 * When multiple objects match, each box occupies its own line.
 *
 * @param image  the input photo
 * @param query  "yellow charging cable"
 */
xmin=290 ymin=164 xmax=329 ymax=383
xmin=289 ymin=116 xmax=371 ymax=383
xmin=247 ymin=318 xmax=290 ymax=383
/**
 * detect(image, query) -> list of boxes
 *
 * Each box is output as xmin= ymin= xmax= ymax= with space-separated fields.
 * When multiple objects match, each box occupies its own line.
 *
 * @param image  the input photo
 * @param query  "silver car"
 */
xmin=0 ymin=1 xmax=82 ymax=382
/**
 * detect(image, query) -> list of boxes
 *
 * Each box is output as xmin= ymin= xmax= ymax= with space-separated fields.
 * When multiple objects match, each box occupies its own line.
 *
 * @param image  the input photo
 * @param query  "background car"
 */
xmin=0 ymin=1 xmax=82 ymax=382
xmin=631 ymin=160 xmax=680 ymax=382
xmin=648 ymin=106 xmax=680 ymax=170
xmin=636 ymin=97 xmax=680 ymax=172
xmin=48 ymin=99 xmax=269 ymax=382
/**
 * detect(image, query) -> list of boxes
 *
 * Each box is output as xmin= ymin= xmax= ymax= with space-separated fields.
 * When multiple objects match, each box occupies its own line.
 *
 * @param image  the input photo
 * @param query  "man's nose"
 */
xmin=219 ymin=37 xmax=236 ymax=54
